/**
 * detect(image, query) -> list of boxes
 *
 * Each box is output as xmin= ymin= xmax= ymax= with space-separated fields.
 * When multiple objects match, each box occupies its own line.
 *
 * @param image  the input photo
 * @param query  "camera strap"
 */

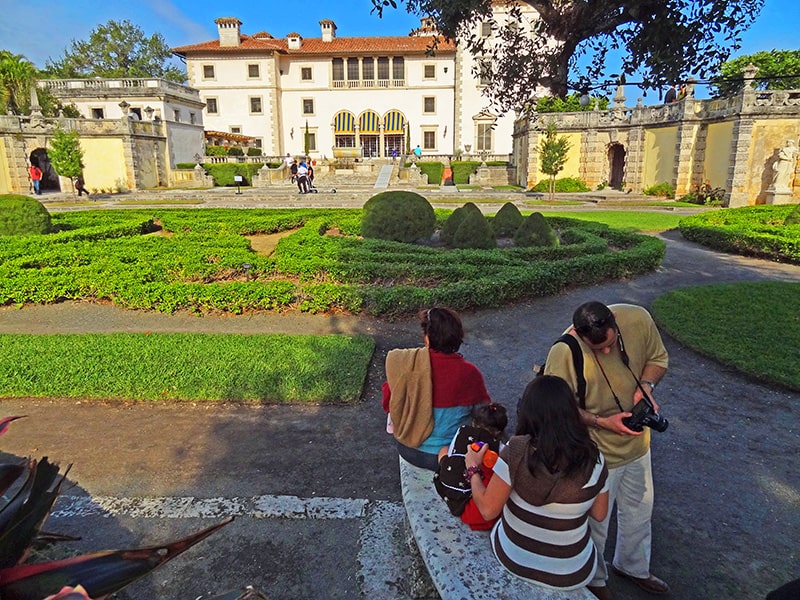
xmin=592 ymin=328 xmax=653 ymax=415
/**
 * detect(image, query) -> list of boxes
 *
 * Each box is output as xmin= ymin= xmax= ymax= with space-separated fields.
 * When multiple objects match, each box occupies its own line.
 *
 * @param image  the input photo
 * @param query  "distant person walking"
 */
xmin=73 ymin=173 xmax=90 ymax=197
xmin=413 ymin=145 xmax=422 ymax=159
xmin=664 ymin=85 xmax=677 ymax=104
xmin=29 ymin=164 xmax=42 ymax=195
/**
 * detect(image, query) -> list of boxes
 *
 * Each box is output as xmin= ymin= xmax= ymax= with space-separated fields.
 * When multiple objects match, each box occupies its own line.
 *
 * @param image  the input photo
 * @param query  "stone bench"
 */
xmin=399 ymin=456 xmax=595 ymax=600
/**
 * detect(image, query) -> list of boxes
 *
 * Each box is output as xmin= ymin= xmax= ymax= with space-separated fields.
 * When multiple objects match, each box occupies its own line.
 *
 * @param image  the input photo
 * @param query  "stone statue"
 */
xmin=771 ymin=139 xmax=798 ymax=190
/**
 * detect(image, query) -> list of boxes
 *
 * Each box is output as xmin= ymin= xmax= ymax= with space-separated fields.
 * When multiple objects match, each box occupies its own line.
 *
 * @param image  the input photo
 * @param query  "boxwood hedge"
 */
xmin=0 ymin=208 xmax=665 ymax=317
xmin=679 ymin=206 xmax=800 ymax=264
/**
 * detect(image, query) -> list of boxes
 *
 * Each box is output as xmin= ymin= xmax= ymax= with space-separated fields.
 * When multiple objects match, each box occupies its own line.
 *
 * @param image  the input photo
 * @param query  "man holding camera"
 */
xmin=544 ymin=301 xmax=669 ymax=600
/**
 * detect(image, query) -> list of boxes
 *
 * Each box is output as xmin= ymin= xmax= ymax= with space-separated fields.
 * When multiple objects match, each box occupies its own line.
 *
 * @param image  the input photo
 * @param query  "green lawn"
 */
xmin=0 ymin=333 xmax=375 ymax=403
xmin=652 ymin=282 xmax=800 ymax=391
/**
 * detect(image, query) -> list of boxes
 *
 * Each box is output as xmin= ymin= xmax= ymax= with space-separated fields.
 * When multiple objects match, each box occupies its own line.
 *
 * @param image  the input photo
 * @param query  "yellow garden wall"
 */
xmin=748 ymin=119 xmax=800 ymax=204
xmin=704 ymin=122 xmax=734 ymax=190
xmin=536 ymin=132 xmax=582 ymax=181
xmin=80 ymin=138 xmax=126 ymax=192
xmin=643 ymin=127 xmax=678 ymax=189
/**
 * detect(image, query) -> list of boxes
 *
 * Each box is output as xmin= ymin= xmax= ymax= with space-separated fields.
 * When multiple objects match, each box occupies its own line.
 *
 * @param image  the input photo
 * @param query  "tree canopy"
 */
xmin=713 ymin=50 xmax=800 ymax=97
xmin=44 ymin=20 xmax=185 ymax=83
xmin=372 ymin=0 xmax=764 ymax=109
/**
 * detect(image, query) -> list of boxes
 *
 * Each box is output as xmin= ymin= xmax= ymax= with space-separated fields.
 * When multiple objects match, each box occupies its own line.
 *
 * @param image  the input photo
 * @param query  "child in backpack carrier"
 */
xmin=433 ymin=402 xmax=508 ymax=530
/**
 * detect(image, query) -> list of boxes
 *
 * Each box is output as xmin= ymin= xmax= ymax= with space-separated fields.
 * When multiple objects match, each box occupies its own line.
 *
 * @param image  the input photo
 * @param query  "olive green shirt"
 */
xmin=544 ymin=304 xmax=669 ymax=468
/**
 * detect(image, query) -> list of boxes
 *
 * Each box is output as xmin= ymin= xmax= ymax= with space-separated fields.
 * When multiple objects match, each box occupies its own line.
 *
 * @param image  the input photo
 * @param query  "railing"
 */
xmin=38 ymin=78 xmax=200 ymax=101
xmin=331 ymin=79 xmax=404 ymax=89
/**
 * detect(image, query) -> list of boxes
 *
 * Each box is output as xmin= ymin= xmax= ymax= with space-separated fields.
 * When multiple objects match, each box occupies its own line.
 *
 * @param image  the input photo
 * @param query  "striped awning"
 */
xmin=383 ymin=110 xmax=406 ymax=134
xmin=333 ymin=111 xmax=355 ymax=134
xmin=360 ymin=110 xmax=380 ymax=134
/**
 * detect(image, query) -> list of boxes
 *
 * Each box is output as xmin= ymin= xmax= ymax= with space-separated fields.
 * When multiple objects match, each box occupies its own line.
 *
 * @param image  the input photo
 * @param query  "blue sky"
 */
xmin=1 ymin=0 xmax=797 ymax=97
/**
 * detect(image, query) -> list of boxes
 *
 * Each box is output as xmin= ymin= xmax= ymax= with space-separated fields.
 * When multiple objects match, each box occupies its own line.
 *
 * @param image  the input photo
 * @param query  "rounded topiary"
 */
xmin=0 ymin=194 xmax=52 ymax=236
xmin=513 ymin=212 xmax=559 ymax=247
xmin=452 ymin=208 xmax=496 ymax=249
xmin=361 ymin=191 xmax=435 ymax=243
xmin=785 ymin=204 xmax=800 ymax=225
xmin=441 ymin=202 xmax=482 ymax=246
xmin=491 ymin=202 xmax=524 ymax=237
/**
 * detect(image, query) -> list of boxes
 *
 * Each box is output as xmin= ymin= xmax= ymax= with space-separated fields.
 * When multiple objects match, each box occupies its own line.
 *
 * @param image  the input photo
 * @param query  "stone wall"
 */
xmin=514 ymin=72 xmax=800 ymax=206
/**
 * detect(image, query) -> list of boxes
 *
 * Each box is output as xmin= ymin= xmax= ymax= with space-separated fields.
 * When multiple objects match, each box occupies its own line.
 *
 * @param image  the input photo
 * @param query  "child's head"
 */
xmin=472 ymin=403 xmax=508 ymax=437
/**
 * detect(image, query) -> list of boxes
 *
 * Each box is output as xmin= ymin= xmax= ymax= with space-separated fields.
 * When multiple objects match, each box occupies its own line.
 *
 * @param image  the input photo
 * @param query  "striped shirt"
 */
xmin=490 ymin=435 xmax=609 ymax=591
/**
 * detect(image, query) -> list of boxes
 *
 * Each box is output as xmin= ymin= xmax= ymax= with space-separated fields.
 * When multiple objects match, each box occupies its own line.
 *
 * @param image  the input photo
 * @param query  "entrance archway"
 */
xmin=30 ymin=148 xmax=61 ymax=193
xmin=608 ymin=143 xmax=626 ymax=190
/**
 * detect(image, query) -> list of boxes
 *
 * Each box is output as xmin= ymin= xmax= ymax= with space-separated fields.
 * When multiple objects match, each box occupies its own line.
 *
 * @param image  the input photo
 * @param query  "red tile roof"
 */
xmin=172 ymin=34 xmax=454 ymax=57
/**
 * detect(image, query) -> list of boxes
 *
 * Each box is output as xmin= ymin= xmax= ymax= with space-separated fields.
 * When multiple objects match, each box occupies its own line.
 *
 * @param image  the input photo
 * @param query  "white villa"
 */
xmin=171 ymin=9 xmax=538 ymax=160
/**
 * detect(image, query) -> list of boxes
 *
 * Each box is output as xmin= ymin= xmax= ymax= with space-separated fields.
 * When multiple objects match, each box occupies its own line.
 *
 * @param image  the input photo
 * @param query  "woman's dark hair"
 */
xmin=472 ymin=403 xmax=508 ymax=437
xmin=572 ymin=301 xmax=616 ymax=345
xmin=418 ymin=307 xmax=464 ymax=354
xmin=516 ymin=376 xmax=599 ymax=477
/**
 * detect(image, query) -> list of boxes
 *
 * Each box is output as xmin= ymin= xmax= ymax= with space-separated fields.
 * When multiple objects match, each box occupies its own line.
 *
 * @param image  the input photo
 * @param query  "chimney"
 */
xmin=215 ymin=17 xmax=242 ymax=48
xmin=320 ymin=19 xmax=337 ymax=42
xmin=287 ymin=32 xmax=303 ymax=50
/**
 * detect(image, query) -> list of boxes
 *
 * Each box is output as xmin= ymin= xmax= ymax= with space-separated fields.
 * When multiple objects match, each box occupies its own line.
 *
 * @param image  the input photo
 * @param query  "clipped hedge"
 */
xmin=679 ymin=205 xmax=800 ymax=264
xmin=361 ymin=191 xmax=436 ymax=243
xmin=491 ymin=202 xmax=524 ymax=237
xmin=530 ymin=177 xmax=590 ymax=193
xmin=0 ymin=208 xmax=665 ymax=317
xmin=0 ymin=195 xmax=52 ymax=236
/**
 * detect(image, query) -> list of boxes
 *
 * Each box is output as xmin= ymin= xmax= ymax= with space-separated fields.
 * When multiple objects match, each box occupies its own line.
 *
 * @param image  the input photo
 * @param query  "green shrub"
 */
xmin=530 ymin=177 xmax=590 ymax=193
xmin=784 ymin=204 xmax=800 ymax=225
xmin=415 ymin=162 xmax=444 ymax=185
xmin=643 ymin=182 xmax=675 ymax=198
xmin=205 ymin=146 xmax=227 ymax=156
xmin=361 ymin=191 xmax=436 ymax=243
xmin=452 ymin=209 xmax=495 ymax=249
xmin=514 ymin=212 xmax=560 ymax=247
xmin=0 ymin=195 xmax=52 ymax=236
xmin=227 ymin=147 xmax=244 ymax=157
xmin=491 ymin=202 xmax=524 ymax=237
xmin=451 ymin=161 xmax=480 ymax=185
xmin=679 ymin=182 xmax=726 ymax=206
xmin=205 ymin=163 xmax=265 ymax=186
xmin=246 ymin=147 xmax=263 ymax=157
xmin=441 ymin=203 xmax=482 ymax=246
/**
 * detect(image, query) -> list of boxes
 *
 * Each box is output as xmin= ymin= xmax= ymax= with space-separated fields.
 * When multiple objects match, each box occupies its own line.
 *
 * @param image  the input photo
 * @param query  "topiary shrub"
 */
xmin=784 ymin=204 xmax=800 ymax=225
xmin=227 ymin=147 xmax=244 ymax=157
xmin=452 ymin=208 xmax=496 ymax=249
xmin=491 ymin=202 xmax=524 ymax=237
xmin=514 ymin=212 xmax=560 ymax=247
xmin=0 ymin=194 xmax=52 ymax=236
xmin=361 ymin=191 xmax=436 ymax=243
xmin=441 ymin=202 xmax=482 ymax=246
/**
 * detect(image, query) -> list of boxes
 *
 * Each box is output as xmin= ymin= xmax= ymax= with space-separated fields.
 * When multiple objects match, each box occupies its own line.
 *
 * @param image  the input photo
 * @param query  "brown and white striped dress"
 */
xmin=489 ymin=434 xmax=609 ymax=591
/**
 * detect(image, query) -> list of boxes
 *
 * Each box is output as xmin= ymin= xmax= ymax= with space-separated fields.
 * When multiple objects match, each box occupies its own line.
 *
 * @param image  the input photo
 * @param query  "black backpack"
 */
xmin=536 ymin=334 xmax=586 ymax=408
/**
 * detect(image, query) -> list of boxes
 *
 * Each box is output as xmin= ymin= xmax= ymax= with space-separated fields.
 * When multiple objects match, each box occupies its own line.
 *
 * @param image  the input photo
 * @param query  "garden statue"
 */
xmin=771 ymin=139 xmax=798 ymax=191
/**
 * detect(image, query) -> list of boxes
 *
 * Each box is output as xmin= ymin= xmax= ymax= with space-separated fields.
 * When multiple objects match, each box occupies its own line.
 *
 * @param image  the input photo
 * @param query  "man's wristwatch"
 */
xmin=641 ymin=380 xmax=656 ymax=391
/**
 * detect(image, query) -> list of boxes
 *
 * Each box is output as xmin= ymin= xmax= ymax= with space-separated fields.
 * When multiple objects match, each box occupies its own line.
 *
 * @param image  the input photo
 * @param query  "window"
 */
xmin=202 ymin=64 xmax=215 ymax=79
xmin=363 ymin=58 xmax=374 ymax=80
xmin=377 ymin=57 xmax=390 ymax=80
xmin=230 ymin=126 xmax=241 ymax=134
xmin=306 ymin=132 xmax=317 ymax=152
xmin=91 ymin=108 xmax=104 ymax=119
xmin=423 ymin=97 xmax=436 ymax=114
xmin=392 ymin=57 xmax=405 ymax=80
xmin=301 ymin=67 xmax=312 ymax=81
xmin=302 ymin=98 xmax=315 ymax=115
xmin=249 ymin=97 xmax=263 ymax=114
xmin=173 ymin=110 xmax=180 ymax=122
xmin=332 ymin=58 xmax=344 ymax=81
xmin=254 ymin=138 xmax=263 ymax=149
xmin=206 ymin=98 xmax=218 ymax=114
xmin=478 ymin=61 xmax=491 ymax=86
xmin=347 ymin=58 xmax=359 ymax=80
xmin=424 ymin=64 xmax=436 ymax=79
xmin=248 ymin=64 xmax=260 ymax=78
xmin=477 ymin=123 xmax=493 ymax=151
xmin=189 ymin=112 xmax=196 ymax=125
xmin=480 ymin=21 xmax=492 ymax=38
xmin=423 ymin=130 xmax=437 ymax=151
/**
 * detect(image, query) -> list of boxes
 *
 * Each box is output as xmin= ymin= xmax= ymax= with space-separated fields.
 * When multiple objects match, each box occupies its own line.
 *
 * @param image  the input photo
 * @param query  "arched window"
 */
xmin=333 ymin=110 xmax=356 ymax=148
xmin=383 ymin=110 xmax=406 ymax=157
xmin=359 ymin=110 xmax=380 ymax=157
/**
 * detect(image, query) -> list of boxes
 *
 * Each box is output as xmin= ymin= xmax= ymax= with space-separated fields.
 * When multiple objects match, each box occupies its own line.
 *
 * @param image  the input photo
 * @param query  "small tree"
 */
xmin=538 ymin=123 xmax=571 ymax=201
xmin=48 ymin=128 xmax=84 ymax=190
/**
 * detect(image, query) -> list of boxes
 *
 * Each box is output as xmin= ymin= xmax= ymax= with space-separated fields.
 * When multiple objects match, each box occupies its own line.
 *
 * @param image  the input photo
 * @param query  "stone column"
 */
xmin=674 ymin=98 xmax=700 ymax=197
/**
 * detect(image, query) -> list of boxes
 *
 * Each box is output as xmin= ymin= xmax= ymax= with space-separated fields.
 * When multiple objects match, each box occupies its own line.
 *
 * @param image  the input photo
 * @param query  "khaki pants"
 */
xmin=590 ymin=450 xmax=654 ymax=585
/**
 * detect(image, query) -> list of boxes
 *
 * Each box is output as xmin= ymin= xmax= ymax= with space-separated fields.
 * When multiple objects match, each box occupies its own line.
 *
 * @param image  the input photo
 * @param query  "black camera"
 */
xmin=622 ymin=396 xmax=668 ymax=432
